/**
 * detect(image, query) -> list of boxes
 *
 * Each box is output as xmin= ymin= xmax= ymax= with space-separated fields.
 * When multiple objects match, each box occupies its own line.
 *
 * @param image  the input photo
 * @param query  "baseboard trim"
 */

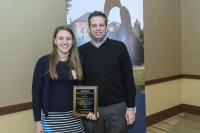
xmin=145 ymin=75 xmax=182 ymax=85
xmin=181 ymin=74 xmax=200 ymax=79
xmin=145 ymin=74 xmax=200 ymax=86
xmin=0 ymin=102 xmax=32 ymax=116
xmin=182 ymin=104 xmax=200 ymax=116
xmin=147 ymin=104 xmax=200 ymax=126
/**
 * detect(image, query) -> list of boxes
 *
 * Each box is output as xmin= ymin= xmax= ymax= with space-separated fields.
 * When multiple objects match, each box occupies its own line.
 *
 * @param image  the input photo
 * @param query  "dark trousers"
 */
xmin=84 ymin=102 xmax=128 ymax=133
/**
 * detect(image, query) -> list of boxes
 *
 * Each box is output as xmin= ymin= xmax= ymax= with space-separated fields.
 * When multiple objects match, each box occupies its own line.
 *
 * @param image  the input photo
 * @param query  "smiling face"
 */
xmin=89 ymin=16 xmax=108 ymax=42
xmin=54 ymin=30 xmax=73 ymax=56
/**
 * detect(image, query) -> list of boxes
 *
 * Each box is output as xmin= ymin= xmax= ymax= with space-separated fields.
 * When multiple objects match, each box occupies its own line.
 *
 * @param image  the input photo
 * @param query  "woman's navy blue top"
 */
xmin=32 ymin=55 xmax=75 ymax=121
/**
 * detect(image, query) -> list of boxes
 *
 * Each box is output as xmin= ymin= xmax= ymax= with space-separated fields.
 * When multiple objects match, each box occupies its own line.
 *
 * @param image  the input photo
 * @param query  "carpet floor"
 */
xmin=147 ymin=113 xmax=200 ymax=133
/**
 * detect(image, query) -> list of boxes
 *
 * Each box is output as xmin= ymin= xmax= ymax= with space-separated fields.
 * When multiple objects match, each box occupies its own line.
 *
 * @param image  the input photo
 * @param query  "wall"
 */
xmin=0 ymin=110 xmax=34 ymax=133
xmin=0 ymin=0 xmax=65 ymax=132
xmin=182 ymin=79 xmax=200 ymax=107
xmin=145 ymin=0 xmax=200 ymax=116
xmin=144 ymin=0 xmax=181 ymax=81
xmin=145 ymin=80 xmax=182 ymax=116
xmin=0 ymin=0 xmax=66 ymax=106
xmin=180 ymin=0 xmax=200 ymax=107
xmin=181 ymin=0 xmax=200 ymax=106
xmin=144 ymin=0 xmax=182 ymax=116
xmin=181 ymin=0 xmax=200 ymax=75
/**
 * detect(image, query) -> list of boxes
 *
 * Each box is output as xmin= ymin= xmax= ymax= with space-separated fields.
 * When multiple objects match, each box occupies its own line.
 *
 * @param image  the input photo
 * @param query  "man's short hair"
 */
xmin=88 ymin=11 xmax=107 ymax=26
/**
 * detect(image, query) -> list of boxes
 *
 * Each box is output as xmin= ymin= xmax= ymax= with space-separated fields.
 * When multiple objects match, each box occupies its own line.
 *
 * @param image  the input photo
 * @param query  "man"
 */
xmin=79 ymin=11 xmax=136 ymax=133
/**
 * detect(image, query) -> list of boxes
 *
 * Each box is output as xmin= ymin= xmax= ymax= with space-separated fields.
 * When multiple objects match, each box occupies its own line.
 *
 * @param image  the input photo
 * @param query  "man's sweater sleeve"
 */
xmin=120 ymin=44 xmax=136 ymax=107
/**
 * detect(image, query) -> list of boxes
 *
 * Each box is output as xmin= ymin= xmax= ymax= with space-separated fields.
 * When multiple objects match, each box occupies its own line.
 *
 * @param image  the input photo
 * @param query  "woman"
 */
xmin=32 ymin=26 xmax=96 ymax=133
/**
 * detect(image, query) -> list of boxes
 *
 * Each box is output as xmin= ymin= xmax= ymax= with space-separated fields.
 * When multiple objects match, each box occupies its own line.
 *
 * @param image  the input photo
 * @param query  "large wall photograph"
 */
xmin=65 ymin=0 xmax=144 ymax=92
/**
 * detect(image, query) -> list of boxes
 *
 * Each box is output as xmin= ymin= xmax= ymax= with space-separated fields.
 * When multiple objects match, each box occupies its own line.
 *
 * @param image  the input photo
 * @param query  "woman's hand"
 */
xmin=86 ymin=112 xmax=99 ymax=120
xmin=35 ymin=121 xmax=44 ymax=133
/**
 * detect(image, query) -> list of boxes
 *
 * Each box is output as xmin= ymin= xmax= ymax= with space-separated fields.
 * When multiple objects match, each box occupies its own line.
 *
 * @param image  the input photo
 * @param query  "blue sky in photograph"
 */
xmin=67 ymin=0 xmax=143 ymax=28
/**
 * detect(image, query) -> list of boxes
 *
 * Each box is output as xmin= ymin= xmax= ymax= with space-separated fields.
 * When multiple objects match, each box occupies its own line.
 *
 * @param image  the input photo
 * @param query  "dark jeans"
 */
xmin=84 ymin=102 xmax=128 ymax=133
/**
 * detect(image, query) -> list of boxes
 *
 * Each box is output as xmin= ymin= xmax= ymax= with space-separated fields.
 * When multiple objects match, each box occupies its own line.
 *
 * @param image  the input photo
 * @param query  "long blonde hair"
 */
xmin=49 ymin=26 xmax=82 ymax=80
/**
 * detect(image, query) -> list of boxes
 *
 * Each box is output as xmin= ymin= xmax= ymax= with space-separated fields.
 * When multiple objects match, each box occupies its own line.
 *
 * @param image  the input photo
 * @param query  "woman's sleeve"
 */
xmin=32 ymin=58 xmax=44 ymax=121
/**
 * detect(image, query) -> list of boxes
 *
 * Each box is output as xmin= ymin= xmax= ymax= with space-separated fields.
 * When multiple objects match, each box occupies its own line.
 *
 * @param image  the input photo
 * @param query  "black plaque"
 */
xmin=73 ymin=86 xmax=98 ymax=117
